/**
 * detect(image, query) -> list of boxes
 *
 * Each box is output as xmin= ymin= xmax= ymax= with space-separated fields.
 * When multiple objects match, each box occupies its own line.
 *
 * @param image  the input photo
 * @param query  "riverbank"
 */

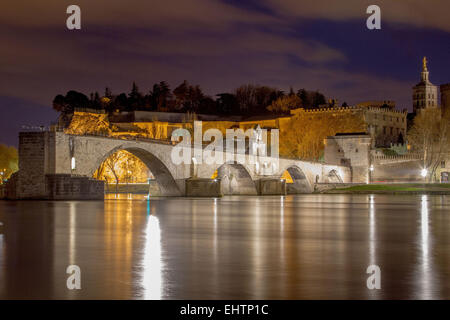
xmin=321 ymin=183 xmax=450 ymax=195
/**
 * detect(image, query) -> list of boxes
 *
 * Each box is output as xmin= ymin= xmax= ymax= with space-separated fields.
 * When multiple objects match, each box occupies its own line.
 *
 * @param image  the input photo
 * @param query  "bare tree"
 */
xmin=408 ymin=108 xmax=450 ymax=182
xmin=94 ymin=151 xmax=126 ymax=193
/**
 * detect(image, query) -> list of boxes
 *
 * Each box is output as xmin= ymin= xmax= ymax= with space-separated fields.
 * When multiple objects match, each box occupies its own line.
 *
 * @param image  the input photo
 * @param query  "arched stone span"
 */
xmin=324 ymin=169 xmax=343 ymax=183
xmin=12 ymin=132 xmax=355 ymax=199
xmin=92 ymin=145 xmax=182 ymax=196
xmin=217 ymin=162 xmax=258 ymax=195
xmin=283 ymin=165 xmax=312 ymax=194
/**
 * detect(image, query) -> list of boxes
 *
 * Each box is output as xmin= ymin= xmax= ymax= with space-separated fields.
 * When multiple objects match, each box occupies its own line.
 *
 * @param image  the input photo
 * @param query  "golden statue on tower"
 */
xmin=423 ymin=56 xmax=428 ymax=71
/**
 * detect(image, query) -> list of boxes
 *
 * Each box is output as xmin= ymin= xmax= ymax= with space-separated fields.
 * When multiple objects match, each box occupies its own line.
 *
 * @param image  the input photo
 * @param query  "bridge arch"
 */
xmin=282 ymin=165 xmax=312 ymax=194
xmin=92 ymin=145 xmax=182 ymax=196
xmin=324 ymin=169 xmax=343 ymax=183
xmin=216 ymin=162 xmax=257 ymax=195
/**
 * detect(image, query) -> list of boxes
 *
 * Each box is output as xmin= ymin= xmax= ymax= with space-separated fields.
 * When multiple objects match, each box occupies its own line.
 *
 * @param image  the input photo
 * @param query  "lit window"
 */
xmin=71 ymin=157 xmax=76 ymax=170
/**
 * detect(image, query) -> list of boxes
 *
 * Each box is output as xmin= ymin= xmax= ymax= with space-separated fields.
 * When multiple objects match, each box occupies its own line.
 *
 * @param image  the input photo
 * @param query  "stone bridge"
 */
xmin=10 ymin=131 xmax=352 ymax=199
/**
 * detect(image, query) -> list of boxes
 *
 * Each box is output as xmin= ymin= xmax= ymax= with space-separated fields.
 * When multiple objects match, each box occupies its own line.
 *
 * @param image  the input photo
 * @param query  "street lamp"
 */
xmin=367 ymin=164 xmax=374 ymax=184
xmin=421 ymin=168 xmax=428 ymax=178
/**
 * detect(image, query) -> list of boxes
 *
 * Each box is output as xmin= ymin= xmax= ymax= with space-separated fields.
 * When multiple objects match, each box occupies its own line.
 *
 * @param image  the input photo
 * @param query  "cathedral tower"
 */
xmin=412 ymin=57 xmax=438 ymax=113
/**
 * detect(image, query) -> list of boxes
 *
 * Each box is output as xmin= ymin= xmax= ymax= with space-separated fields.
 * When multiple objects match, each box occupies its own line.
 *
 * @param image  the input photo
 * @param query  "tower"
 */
xmin=412 ymin=57 xmax=438 ymax=113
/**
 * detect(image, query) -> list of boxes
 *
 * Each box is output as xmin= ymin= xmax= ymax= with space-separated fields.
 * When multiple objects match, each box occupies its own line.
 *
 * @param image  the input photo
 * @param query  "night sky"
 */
xmin=1 ymin=0 xmax=449 ymax=146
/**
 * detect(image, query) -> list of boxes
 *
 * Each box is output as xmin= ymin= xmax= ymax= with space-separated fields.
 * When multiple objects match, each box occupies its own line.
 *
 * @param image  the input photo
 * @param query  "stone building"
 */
xmin=290 ymin=105 xmax=407 ymax=148
xmin=413 ymin=57 xmax=438 ymax=113
xmin=324 ymin=133 xmax=372 ymax=183
xmin=440 ymin=83 xmax=450 ymax=115
xmin=362 ymin=106 xmax=407 ymax=147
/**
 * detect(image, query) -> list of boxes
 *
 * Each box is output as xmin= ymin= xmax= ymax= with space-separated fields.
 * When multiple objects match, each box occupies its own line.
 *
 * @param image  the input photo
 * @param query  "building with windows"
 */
xmin=290 ymin=105 xmax=407 ymax=148
xmin=412 ymin=57 xmax=438 ymax=113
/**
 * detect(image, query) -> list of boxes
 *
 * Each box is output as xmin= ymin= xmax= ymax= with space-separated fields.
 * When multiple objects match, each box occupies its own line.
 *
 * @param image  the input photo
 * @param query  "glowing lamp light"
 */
xmin=421 ymin=169 xmax=428 ymax=178
xmin=71 ymin=157 xmax=76 ymax=170
xmin=369 ymin=165 xmax=374 ymax=172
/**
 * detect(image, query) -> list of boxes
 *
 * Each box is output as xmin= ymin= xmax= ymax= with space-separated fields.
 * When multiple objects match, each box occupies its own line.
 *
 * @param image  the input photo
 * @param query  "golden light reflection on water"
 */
xmin=69 ymin=203 xmax=76 ymax=265
xmin=1 ymin=194 xmax=450 ymax=299
xmin=104 ymin=194 xmax=163 ymax=299
xmin=102 ymin=195 xmax=136 ymax=298
xmin=0 ymin=229 xmax=4 ymax=295
xmin=418 ymin=195 xmax=434 ymax=299
xmin=367 ymin=195 xmax=380 ymax=299
xmin=142 ymin=212 xmax=163 ymax=300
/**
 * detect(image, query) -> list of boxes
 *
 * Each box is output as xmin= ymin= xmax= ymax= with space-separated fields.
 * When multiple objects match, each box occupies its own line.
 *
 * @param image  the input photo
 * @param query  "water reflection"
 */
xmin=417 ymin=195 xmax=435 ymax=299
xmin=69 ymin=202 xmax=76 ymax=265
xmin=367 ymin=195 xmax=379 ymax=299
xmin=0 ymin=229 xmax=4 ymax=295
xmin=369 ymin=195 xmax=376 ymax=266
xmin=0 ymin=194 xmax=450 ymax=299
xmin=141 ymin=212 xmax=163 ymax=300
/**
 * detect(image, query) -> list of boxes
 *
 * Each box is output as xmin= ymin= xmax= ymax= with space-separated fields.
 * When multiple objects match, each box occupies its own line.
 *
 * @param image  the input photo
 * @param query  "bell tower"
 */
xmin=412 ymin=56 xmax=438 ymax=113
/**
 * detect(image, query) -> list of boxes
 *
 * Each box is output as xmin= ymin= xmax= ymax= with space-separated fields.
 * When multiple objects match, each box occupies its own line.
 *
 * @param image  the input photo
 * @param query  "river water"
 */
xmin=0 ymin=194 xmax=449 ymax=299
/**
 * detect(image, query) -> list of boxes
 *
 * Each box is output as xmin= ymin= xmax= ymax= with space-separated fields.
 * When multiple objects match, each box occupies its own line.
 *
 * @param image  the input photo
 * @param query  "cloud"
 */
xmin=262 ymin=0 xmax=450 ymax=33
xmin=0 ymin=0 xmax=442 ymax=112
xmin=0 ymin=1 xmax=346 ymax=104
xmin=0 ymin=0 xmax=273 ymax=30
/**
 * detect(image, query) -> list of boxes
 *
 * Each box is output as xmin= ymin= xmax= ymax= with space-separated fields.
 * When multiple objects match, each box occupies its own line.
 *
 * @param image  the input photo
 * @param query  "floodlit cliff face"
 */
xmin=65 ymin=112 xmax=118 ymax=136
xmin=279 ymin=110 xmax=366 ymax=160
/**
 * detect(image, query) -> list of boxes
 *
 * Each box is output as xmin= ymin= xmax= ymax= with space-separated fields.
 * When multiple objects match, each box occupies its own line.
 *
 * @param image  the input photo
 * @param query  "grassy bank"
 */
xmin=323 ymin=183 xmax=450 ymax=194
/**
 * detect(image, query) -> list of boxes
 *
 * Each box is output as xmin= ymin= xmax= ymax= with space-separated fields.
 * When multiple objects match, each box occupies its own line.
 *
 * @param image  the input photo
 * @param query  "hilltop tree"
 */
xmin=128 ymin=82 xmax=143 ymax=111
xmin=297 ymin=89 xmax=311 ymax=108
xmin=149 ymin=81 xmax=173 ymax=112
xmin=267 ymin=95 xmax=301 ymax=114
xmin=114 ymin=93 xmax=128 ymax=112
xmin=52 ymin=90 xmax=89 ymax=113
xmin=104 ymin=87 xmax=112 ymax=98
xmin=235 ymin=84 xmax=282 ymax=115
xmin=312 ymin=91 xmax=327 ymax=108
xmin=216 ymin=93 xmax=239 ymax=115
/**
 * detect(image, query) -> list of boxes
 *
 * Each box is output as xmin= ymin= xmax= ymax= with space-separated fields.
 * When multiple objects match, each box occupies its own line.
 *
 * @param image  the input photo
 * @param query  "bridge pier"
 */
xmin=256 ymin=178 xmax=287 ymax=195
xmin=185 ymin=178 xmax=222 ymax=197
